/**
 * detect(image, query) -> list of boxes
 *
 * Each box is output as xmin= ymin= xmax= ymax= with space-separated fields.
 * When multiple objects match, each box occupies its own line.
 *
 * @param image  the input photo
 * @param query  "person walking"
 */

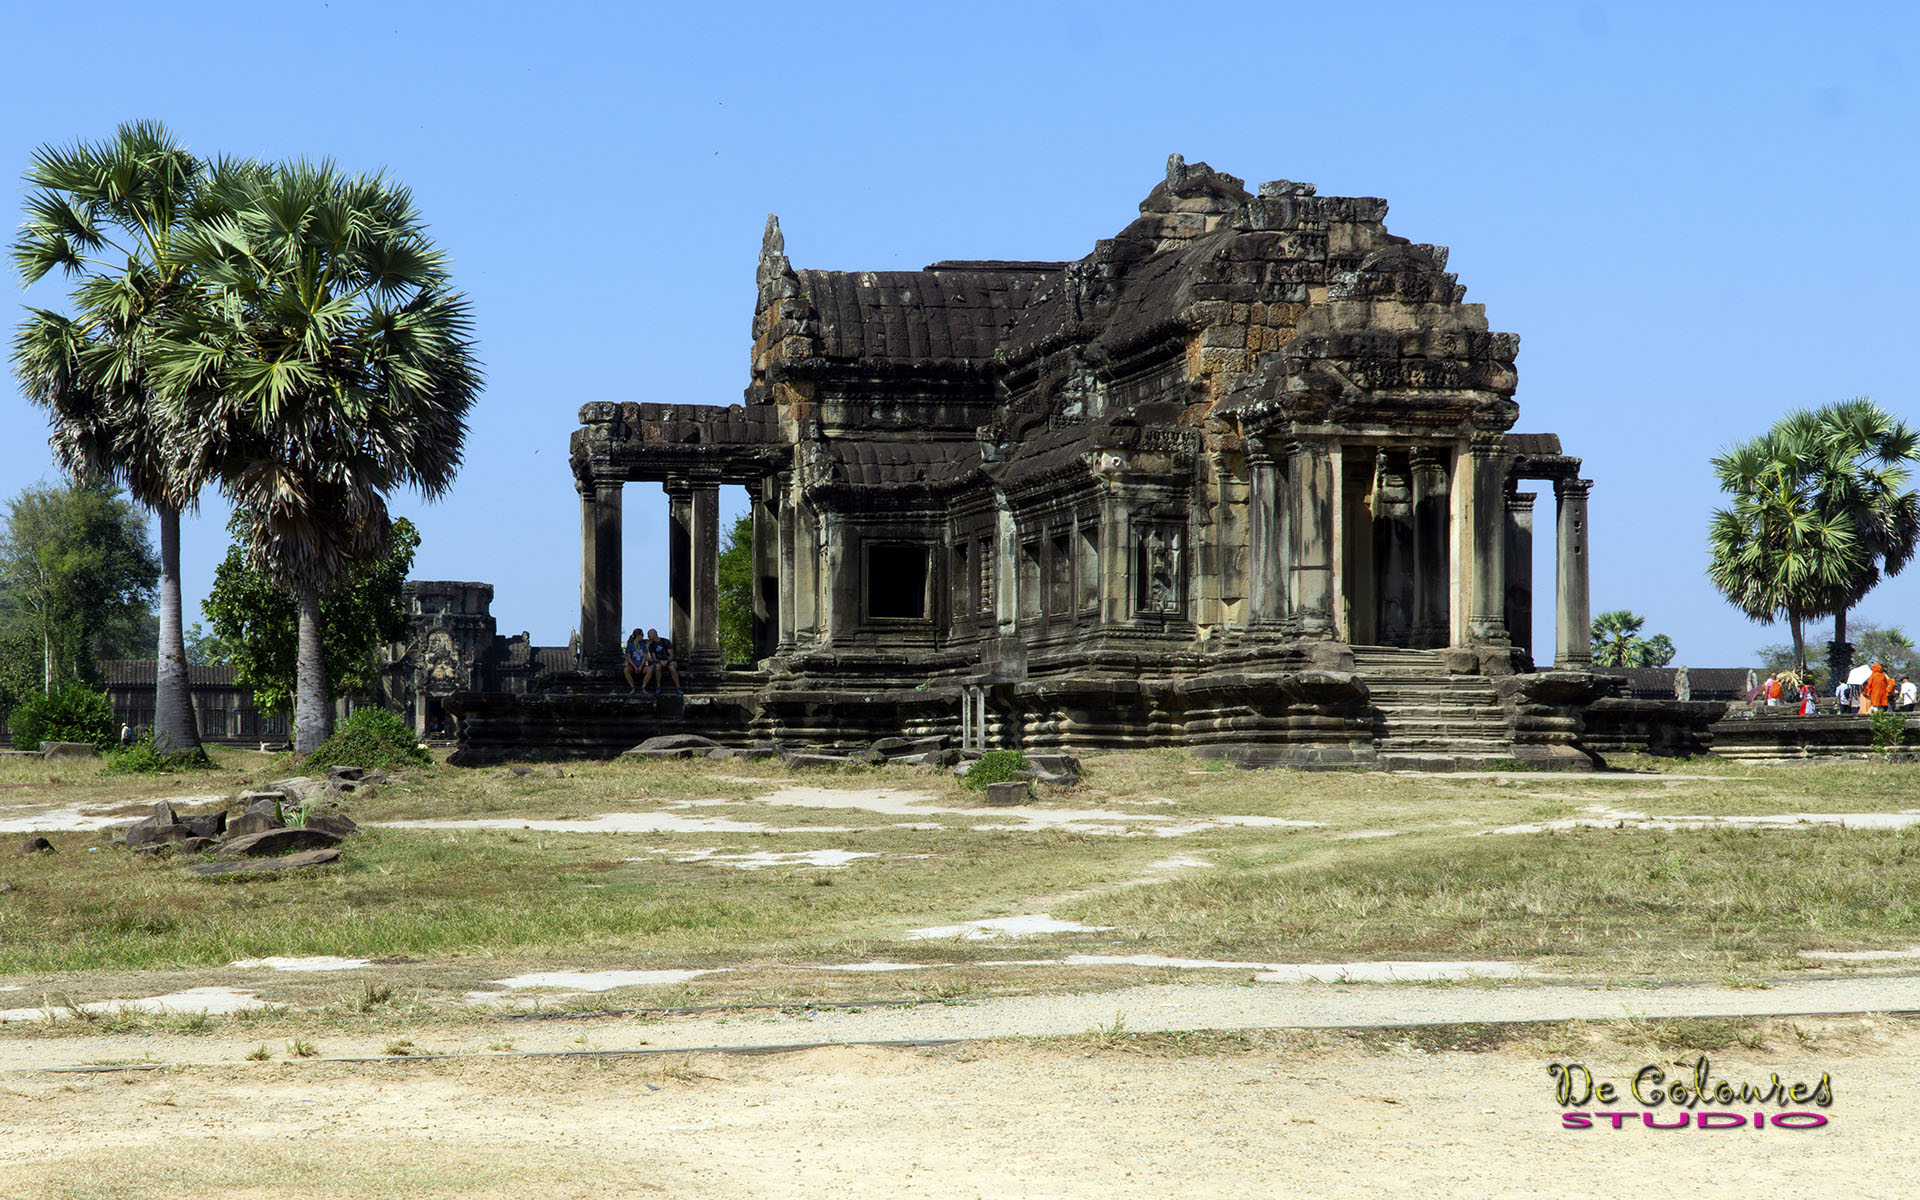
xmin=1861 ymin=662 xmax=1893 ymax=713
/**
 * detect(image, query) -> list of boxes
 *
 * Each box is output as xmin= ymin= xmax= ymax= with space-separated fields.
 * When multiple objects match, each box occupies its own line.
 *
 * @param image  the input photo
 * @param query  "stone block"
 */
xmin=632 ymin=733 xmax=721 ymax=753
xmin=984 ymin=781 xmax=1030 ymax=806
xmin=327 ymin=765 xmax=368 ymax=782
xmin=125 ymin=818 xmax=192 ymax=850
xmin=224 ymin=810 xmax=287 ymax=840
xmin=781 ymin=752 xmax=857 ymax=769
xmin=182 ymin=812 xmax=228 ymax=840
xmin=20 ymin=836 xmax=54 ymax=855
xmin=217 ymin=828 xmax=344 ymax=858
xmin=178 ymin=837 xmax=216 ymax=854
xmin=39 ymin=741 xmax=98 ymax=759
xmin=304 ymin=813 xmax=359 ymax=839
xmin=189 ymin=848 xmax=341 ymax=877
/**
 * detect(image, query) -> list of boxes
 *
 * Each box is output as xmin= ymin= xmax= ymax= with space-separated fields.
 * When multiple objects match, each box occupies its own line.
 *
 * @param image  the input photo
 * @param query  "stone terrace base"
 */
xmin=1707 ymin=714 xmax=1920 ymax=762
xmin=444 ymin=665 xmax=1640 ymax=770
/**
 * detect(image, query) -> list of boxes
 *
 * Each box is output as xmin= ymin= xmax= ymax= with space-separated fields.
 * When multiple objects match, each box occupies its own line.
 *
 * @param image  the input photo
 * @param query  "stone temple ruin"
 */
xmin=452 ymin=156 xmax=1657 ymax=768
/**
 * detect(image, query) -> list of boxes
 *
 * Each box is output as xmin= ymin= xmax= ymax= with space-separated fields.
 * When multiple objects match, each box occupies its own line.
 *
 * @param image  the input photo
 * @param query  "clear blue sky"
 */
xmin=3 ymin=0 xmax=1915 ymax=665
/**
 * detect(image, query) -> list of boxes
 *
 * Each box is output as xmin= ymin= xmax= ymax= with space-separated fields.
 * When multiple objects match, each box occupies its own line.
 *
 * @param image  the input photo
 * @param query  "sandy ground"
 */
xmin=1 ymin=1029 xmax=1911 ymax=1198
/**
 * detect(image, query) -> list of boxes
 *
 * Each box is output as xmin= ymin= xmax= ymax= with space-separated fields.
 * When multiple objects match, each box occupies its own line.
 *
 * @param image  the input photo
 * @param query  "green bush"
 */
xmin=1869 ymin=710 xmax=1908 ymax=753
xmin=106 ymin=730 xmax=211 ymax=774
xmin=962 ymin=749 xmax=1030 ymax=790
xmin=6 ymin=682 xmax=115 ymax=751
xmin=304 ymin=706 xmax=432 ymax=772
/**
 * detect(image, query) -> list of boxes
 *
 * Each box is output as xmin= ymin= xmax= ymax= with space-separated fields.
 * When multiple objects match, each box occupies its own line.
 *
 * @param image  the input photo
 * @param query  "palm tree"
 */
xmin=9 ymin=121 xmax=229 ymax=758
xmin=1590 ymin=609 xmax=1675 ymax=668
xmin=1800 ymin=399 xmax=1920 ymax=683
xmin=1706 ymin=421 xmax=1860 ymax=672
xmin=155 ymin=161 xmax=481 ymax=754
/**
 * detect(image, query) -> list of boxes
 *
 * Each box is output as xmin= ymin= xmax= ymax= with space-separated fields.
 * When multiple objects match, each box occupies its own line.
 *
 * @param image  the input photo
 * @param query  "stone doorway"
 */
xmin=1341 ymin=447 xmax=1450 ymax=650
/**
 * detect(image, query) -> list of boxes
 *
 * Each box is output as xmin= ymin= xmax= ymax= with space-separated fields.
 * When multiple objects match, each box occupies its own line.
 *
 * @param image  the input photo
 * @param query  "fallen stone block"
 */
xmin=505 ymin=765 xmax=534 ymax=777
xmin=303 ymin=813 xmax=359 ymax=839
xmin=183 ymin=812 xmax=228 ymax=840
xmin=20 ymin=836 xmax=54 ymax=855
xmin=626 ymin=747 xmax=696 ymax=760
xmin=633 ymin=733 xmax=721 ymax=753
xmin=265 ymin=777 xmax=333 ymax=805
xmin=217 ymin=828 xmax=343 ymax=859
xmin=236 ymin=789 xmax=288 ymax=810
xmin=125 ymin=819 xmax=193 ymax=850
xmin=39 ymin=741 xmax=99 ymax=759
xmin=188 ymin=848 xmax=341 ymax=877
xmin=909 ymin=735 xmax=950 ymax=754
xmin=1023 ymin=753 xmax=1082 ymax=780
xmin=178 ymin=836 xmax=216 ymax=855
xmin=327 ymin=765 xmax=367 ymax=782
xmin=984 ymin=781 xmax=1031 ymax=806
xmin=707 ymin=747 xmax=739 ymax=761
xmin=224 ymin=810 xmax=285 ymax=839
xmin=780 ymin=752 xmax=858 ymax=769
xmin=736 ymin=748 xmax=779 ymax=762
xmin=543 ymin=765 xmax=567 ymax=778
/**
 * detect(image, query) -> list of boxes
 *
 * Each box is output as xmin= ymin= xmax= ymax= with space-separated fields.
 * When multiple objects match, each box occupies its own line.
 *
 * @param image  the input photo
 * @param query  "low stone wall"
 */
xmin=1578 ymin=699 xmax=1728 ymax=761
xmin=444 ymin=691 xmax=755 ymax=765
xmin=1708 ymin=713 xmax=1919 ymax=762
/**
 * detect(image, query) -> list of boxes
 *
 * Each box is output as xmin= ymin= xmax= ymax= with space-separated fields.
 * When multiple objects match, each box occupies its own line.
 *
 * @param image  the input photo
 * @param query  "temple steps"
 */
xmin=1353 ymin=645 xmax=1521 ymax=769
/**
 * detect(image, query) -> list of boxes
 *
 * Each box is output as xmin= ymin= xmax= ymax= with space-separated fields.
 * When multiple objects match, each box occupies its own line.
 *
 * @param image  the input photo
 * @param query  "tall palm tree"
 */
xmin=1801 ymin=399 xmax=1920 ymax=683
xmin=1590 ymin=609 xmax=1675 ymax=668
xmin=9 ymin=121 xmax=228 ymax=758
xmin=155 ymin=161 xmax=481 ymax=754
xmin=1706 ymin=422 xmax=1860 ymax=672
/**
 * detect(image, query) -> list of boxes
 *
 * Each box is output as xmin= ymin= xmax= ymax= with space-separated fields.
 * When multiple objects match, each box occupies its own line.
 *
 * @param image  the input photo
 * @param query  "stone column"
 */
xmin=1286 ymin=439 xmax=1335 ymax=636
xmin=792 ymin=495 xmax=820 ymax=647
xmin=1410 ymin=448 xmax=1451 ymax=649
xmin=775 ymin=471 xmax=797 ymax=653
xmin=1246 ymin=444 xmax=1289 ymax=625
xmin=1504 ymin=489 xmax=1536 ymax=659
xmin=1554 ymin=477 xmax=1593 ymax=668
xmin=1465 ymin=432 xmax=1510 ymax=645
xmin=579 ymin=478 xmax=623 ymax=670
xmin=689 ymin=481 xmax=722 ymax=672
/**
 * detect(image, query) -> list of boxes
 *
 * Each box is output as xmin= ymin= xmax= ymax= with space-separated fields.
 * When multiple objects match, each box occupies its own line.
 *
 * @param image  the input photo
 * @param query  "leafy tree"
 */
xmin=716 ymin=513 xmax=754 ymax=666
xmin=183 ymin=621 xmax=232 ymax=666
xmin=1590 ymin=609 xmax=1676 ymax=668
xmin=1761 ymin=620 xmax=1920 ymax=685
xmin=0 ymin=481 xmax=158 ymax=689
xmin=1707 ymin=415 xmax=1863 ymax=672
xmin=7 ymin=680 xmax=116 ymax=751
xmin=10 ymin=120 xmax=239 ymax=757
xmin=203 ymin=514 xmax=419 ymax=715
xmin=155 ymin=161 xmax=480 ymax=754
xmin=1794 ymin=400 xmax=1920 ymax=683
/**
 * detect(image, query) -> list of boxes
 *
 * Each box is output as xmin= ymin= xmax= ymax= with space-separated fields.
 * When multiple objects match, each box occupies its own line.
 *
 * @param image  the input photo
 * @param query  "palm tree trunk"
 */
xmin=1830 ymin=606 xmax=1852 ymax=688
xmin=151 ymin=505 xmax=203 ymax=756
xmin=293 ymin=584 xmax=332 ymax=756
xmin=1790 ymin=614 xmax=1806 ymax=673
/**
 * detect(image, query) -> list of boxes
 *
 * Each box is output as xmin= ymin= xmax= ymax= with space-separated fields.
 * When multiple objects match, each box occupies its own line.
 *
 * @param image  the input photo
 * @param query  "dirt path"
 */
xmin=2 ymin=1027 xmax=1911 ymax=1198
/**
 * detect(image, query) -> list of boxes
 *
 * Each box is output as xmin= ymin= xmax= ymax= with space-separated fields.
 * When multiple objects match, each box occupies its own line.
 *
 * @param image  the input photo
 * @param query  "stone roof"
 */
xmin=98 ymin=660 xmax=244 ymax=689
xmin=795 ymin=263 xmax=1057 ymax=370
xmin=1598 ymin=667 xmax=1756 ymax=701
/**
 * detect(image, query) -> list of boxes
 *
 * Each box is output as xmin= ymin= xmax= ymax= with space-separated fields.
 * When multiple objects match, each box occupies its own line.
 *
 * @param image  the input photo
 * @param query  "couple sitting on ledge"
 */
xmin=623 ymin=628 xmax=682 ymax=695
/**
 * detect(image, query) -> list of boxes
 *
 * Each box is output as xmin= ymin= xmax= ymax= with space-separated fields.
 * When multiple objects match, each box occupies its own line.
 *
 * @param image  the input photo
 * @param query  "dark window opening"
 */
xmin=866 ymin=544 xmax=930 ymax=620
xmin=1048 ymin=534 xmax=1071 ymax=614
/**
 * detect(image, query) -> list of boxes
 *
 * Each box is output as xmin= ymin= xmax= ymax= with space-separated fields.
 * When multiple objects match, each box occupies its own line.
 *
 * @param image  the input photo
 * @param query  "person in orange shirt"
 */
xmin=1860 ymin=662 xmax=1893 ymax=713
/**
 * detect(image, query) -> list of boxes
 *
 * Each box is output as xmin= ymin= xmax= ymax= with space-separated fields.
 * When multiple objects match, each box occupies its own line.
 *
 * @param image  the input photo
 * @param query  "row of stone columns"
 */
xmin=577 ymin=476 xmax=724 ymax=674
xmin=1502 ymin=476 xmax=1592 ymax=667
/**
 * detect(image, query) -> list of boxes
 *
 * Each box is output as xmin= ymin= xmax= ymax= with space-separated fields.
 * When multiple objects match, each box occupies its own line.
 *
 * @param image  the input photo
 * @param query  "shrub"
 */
xmin=304 ymin=705 xmax=432 ymax=772
xmin=106 ymin=730 xmax=210 ymax=774
xmin=962 ymin=749 xmax=1029 ymax=790
xmin=6 ymin=682 xmax=115 ymax=751
xmin=1869 ymin=710 xmax=1907 ymax=753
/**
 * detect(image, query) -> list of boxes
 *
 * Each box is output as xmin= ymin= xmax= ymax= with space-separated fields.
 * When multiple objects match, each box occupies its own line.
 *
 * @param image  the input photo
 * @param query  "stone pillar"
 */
xmin=1374 ymin=454 xmax=1414 ymax=647
xmin=775 ymin=471 xmax=797 ymax=653
xmin=1466 ymin=433 xmax=1510 ymax=646
xmin=821 ymin=512 xmax=850 ymax=644
xmin=792 ymin=495 xmax=820 ymax=647
xmin=1286 ymin=439 xmax=1335 ymax=636
xmin=1410 ymin=448 xmax=1451 ymax=649
xmin=579 ymin=479 xmax=623 ymax=670
xmin=1554 ymin=477 xmax=1593 ymax=668
xmin=1505 ymin=489 xmax=1536 ymax=659
xmin=1246 ymin=444 xmax=1289 ymax=625
xmin=689 ymin=480 xmax=721 ymax=672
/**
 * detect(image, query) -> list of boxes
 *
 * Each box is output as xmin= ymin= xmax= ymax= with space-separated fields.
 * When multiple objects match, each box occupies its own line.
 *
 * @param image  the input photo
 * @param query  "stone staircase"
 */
xmin=1351 ymin=646 xmax=1519 ymax=771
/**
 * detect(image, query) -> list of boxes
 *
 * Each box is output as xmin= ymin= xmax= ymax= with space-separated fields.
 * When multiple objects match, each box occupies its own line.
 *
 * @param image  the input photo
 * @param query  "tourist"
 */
xmin=1860 ymin=662 xmax=1893 ymax=713
xmin=642 ymin=627 xmax=682 ymax=694
xmin=1763 ymin=674 xmax=1781 ymax=706
xmin=621 ymin=627 xmax=647 ymax=695
xmin=1899 ymin=675 xmax=1917 ymax=712
xmin=1798 ymin=682 xmax=1817 ymax=716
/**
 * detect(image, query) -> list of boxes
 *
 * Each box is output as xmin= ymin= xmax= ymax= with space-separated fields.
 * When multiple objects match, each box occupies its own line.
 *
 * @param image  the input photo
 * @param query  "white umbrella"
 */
xmin=1847 ymin=665 xmax=1873 ymax=685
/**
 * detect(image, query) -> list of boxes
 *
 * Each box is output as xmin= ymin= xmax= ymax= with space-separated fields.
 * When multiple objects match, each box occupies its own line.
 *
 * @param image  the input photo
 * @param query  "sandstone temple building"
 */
xmin=461 ymin=157 xmax=1625 ymax=767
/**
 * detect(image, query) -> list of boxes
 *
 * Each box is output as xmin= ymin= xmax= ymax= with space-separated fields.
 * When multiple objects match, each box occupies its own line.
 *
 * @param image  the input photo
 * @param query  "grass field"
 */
xmin=5 ymin=748 xmax=1920 ymax=1003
